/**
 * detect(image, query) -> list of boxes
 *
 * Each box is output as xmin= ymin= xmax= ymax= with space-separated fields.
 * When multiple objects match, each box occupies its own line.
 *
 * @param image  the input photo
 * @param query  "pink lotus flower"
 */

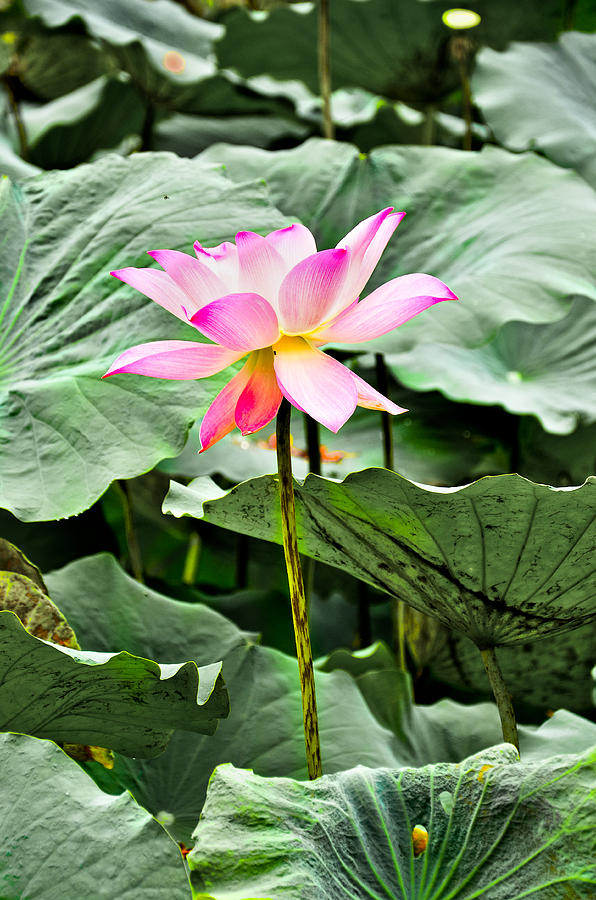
xmin=104 ymin=208 xmax=457 ymax=451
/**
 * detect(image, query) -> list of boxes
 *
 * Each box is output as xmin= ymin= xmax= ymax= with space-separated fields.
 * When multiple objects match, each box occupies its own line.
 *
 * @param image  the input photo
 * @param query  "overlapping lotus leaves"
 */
xmin=473 ymin=31 xmax=596 ymax=189
xmin=22 ymin=0 xmax=221 ymax=105
xmin=0 ymin=733 xmax=190 ymax=900
xmin=21 ymin=75 xmax=145 ymax=169
xmin=0 ymin=609 xmax=228 ymax=756
xmin=0 ymin=151 xmax=289 ymax=521
xmin=188 ymin=747 xmax=596 ymax=899
xmin=164 ymin=471 xmax=596 ymax=647
xmin=319 ymin=641 xmax=596 ymax=757
xmin=46 ymin=553 xmax=402 ymax=842
xmin=200 ymin=140 xmax=596 ymax=352
xmin=217 ymin=0 xmax=564 ymax=105
xmin=385 ymin=295 xmax=596 ymax=433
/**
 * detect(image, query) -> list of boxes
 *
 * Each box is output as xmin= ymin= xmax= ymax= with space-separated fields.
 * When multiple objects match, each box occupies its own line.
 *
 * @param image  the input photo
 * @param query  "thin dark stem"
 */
xmin=374 ymin=353 xmax=394 ymax=470
xmin=276 ymin=398 xmax=322 ymax=779
xmin=318 ymin=0 xmax=334 ymax=139
xmin=303 ymin=413 xmax=322 ymax=476
xmin=115 ymin=480 xmax=144 ymax=583
xmin=422 ymin=104 xmax=435 ymax=146
xmin=480 ymin=646 xmax=520 ymax=753
xmin=3 ymin=77 xmax=28 ymax=160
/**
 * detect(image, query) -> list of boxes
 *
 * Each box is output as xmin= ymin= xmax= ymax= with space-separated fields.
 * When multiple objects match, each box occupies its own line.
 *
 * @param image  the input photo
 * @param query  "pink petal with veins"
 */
xmin=199 ymin=355 xmax=255 ymax=451
xmin=314 ymin=274 xmax=458 ymax=344
xmin=334 ymin=208 xmax=405 ymax=313
xmin=273 ymin=336 xmax=358 ymax=432
xmin=111 ymin=267 xmax=191 ymax=323
xmin=103 ymin=341 xmax=245 ymax=380
xmin=148 ymin=249 xmax=227 ymax=314
xmin=350 ymin=371 xmax=408 ymax=414
xmin=190 ymin=292 xmax=280 ymax=351
xmin=277 ymin=248 xmax=350 ymax=334
xmin=235 ymin=231 xmax=288 ymax=308
xmin=235 ymin=348 xmax=282 ymax=434
xmin=193 ymin=240 xmax=239 ymax=291
xmin=265 ymin=224 xmax=317 ymax=270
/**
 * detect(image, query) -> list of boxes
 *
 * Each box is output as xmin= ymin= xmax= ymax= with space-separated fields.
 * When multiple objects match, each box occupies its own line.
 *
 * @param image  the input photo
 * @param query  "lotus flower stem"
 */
xmin=276 ymin=398 xmax=323 ymax=779
xmin=480 ymin=646 xmax=520 ymax=753
xmin=318 ymin=0 xmax=334 ymax=139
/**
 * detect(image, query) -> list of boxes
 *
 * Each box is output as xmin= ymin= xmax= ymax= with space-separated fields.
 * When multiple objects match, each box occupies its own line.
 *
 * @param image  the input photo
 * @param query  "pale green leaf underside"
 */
xmin=473 ymin=31 xmax=596 ymax=189
xmin=0 ymin=609 xmax=228 ymax=757
xmin=0 ymin=733 xmax=190 ymax=900
xmin=189 ymin=747 xmax=596 ymax=899
xmin=164 ymin=471 xmax=596 ymax=647
xmin=0 ymin=151 xmax=289 ymax=521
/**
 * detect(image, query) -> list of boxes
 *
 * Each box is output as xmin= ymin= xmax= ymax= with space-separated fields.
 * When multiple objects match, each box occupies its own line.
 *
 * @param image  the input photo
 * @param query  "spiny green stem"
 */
xmin=318 ymin=0 xmax=334 ymax=139
xmin=276 ymin=399 xmax=322 ymax=779
xmin=480 ymin=646 xmax=520 ymax=753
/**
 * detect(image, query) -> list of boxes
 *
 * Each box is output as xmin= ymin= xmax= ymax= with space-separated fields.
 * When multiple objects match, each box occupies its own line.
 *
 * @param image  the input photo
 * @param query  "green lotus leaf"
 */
xmin=426 ymin=619 xmax=596 ymax=717
xmin=385 ymin=295 xmax=596 ymax=434
xmin=0 ymin=733 xmax=190 ymax=900
xmin=46 ymin=553 xmax=402 ymax=843
xmin=217 ymin=0 xmax=564 ymax=106
xmin=164 ymin=470 xmax=596 ymax=647
xmin=473 ymin=31 xmax=596 ymax=189
xmin=23 ymin=0 xmax=221 ymax=105
xmin=188 ymin=746 xmax=596 ymax=899
xmin=0 ymin=608 xmax=228 ymax=756
xmin=200 ymin=140 xmax=596 ymax=352
xmin=16 ymin=30 xmax=112 ymax=99
xmin=0 ymin=151 xmax=289 ymax=521
xmin=319 ymin=640 xmax=596 ymax=758
xmin=20 ymin=75 xmax=145 ymax=169
xmin=519 ymin=418 xmax=596 ymax=487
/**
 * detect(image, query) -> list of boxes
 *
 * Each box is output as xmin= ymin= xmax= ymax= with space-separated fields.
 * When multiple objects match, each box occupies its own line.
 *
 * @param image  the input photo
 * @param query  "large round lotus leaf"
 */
xmin=0 ymin=609 xmax=228 ymax=756
xmin=164 ymin=471 xmax=596 ymax=648
xmin=46 ymin=553 xmax=402 ymax=843
xmin=0 ymin=152 xmax=289 ymax=521
xmin=188 ymin=747 xmax=596 ymax=899
xmin=385 ymin=295 xmax=596 ymax=434
xmin=0 ymin=733 xmax=190 ymax=900
xmin=473 ymin=31 xmax=596 ymax=189
xmin=23 ymin=0 xmax=221 ymax=106
xmin=217 ymin=0 xmax=563 ymax=105
xmin=200 ymin=140 xmax=596 ymax=352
